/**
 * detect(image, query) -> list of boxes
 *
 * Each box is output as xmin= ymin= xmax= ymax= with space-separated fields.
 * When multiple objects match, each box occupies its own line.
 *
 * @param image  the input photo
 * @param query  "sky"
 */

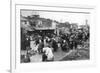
xmin=21 ymin=10 xmax=90 ymax=25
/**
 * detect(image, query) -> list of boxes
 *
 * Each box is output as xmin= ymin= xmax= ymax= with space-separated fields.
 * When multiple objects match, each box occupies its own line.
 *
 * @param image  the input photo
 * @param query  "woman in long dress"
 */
xmin=30 ymin=40 xmax=38 ymax=53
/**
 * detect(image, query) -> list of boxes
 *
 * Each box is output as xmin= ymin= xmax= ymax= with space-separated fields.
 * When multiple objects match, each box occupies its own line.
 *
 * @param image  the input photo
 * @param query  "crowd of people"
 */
xmin=23 ymin=34 xmax=58 ymax=62
xmin=21 ymin=25 xmax=90 ymax=63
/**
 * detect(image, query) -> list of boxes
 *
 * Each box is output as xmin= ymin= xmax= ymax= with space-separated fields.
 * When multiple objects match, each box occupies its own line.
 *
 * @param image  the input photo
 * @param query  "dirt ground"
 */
xmin=21 ymin=48 xmax=68 ymax=62
xmin=21 ymin=42 xmax=89 ymax=63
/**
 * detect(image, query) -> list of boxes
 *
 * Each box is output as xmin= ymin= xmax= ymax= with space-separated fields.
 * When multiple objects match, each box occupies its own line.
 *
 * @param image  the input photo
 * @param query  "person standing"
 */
xmin=42 ymin=44 xmax=54 ymax=62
